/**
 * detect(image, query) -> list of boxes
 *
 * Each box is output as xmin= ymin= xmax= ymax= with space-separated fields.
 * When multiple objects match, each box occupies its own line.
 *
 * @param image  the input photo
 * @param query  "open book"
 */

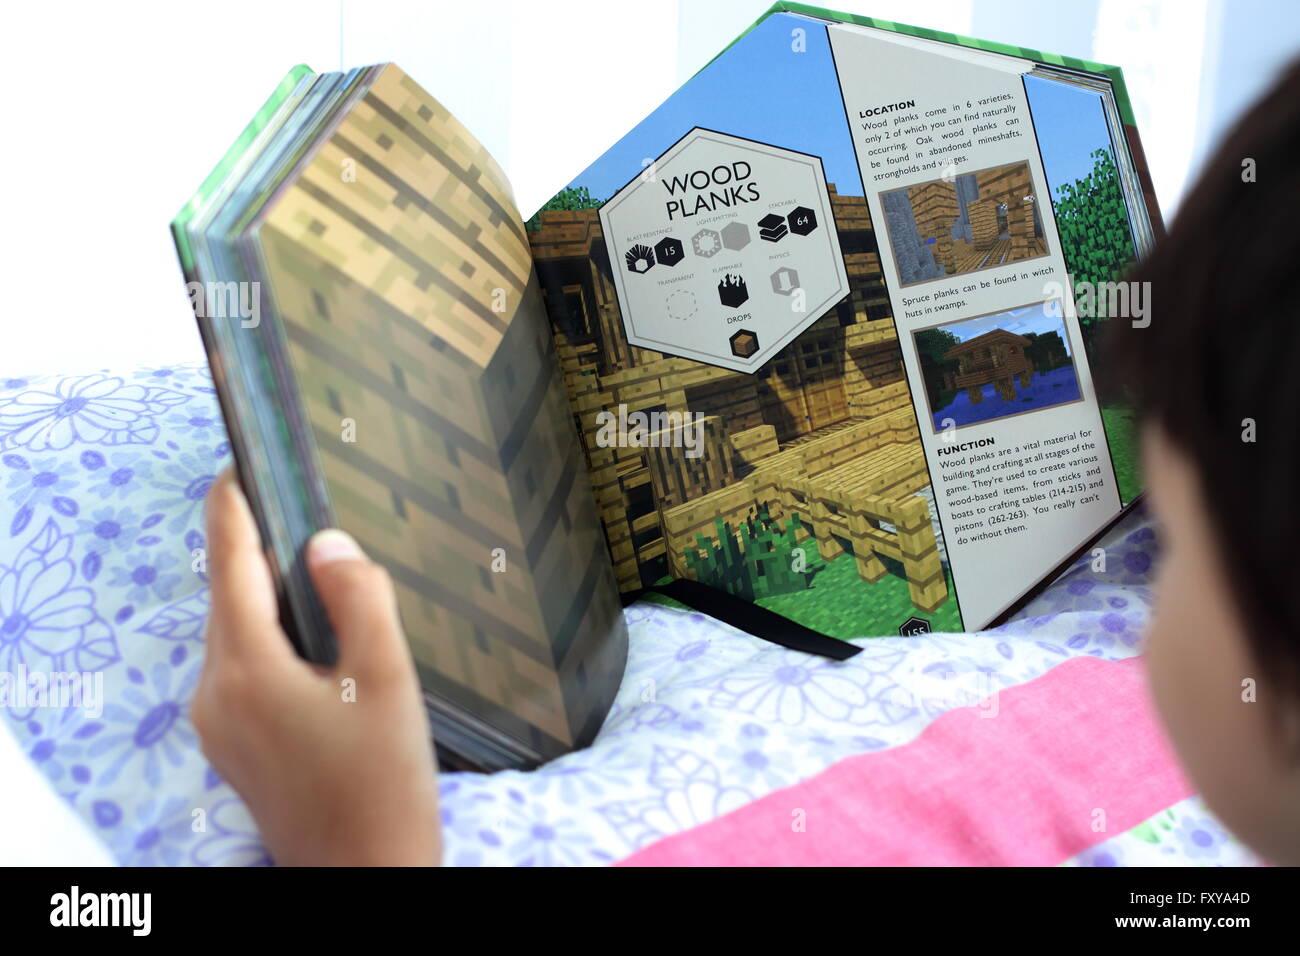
xmin=172 ymin=2 xmax=1160 ymax=771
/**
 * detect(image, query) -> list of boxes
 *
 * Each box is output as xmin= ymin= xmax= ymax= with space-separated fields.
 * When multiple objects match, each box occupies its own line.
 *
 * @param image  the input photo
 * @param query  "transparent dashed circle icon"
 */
xmin=666 ymin=289 xmax=698 ymax=321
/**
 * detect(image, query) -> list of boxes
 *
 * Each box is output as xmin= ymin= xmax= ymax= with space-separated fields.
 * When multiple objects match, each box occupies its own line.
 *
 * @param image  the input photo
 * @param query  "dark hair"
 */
xmin=1107 ymin=58 xmax=1300 ymax=708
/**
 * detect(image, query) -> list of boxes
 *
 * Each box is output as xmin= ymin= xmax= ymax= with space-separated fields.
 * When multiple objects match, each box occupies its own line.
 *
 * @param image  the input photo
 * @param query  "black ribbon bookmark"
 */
xmin=623 ymin=578 xmax=863 ymax=661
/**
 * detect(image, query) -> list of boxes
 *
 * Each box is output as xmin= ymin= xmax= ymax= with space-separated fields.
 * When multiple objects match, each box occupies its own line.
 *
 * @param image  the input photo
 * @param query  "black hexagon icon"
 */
xmin=729 ymin=329 xmax=759 ymax=359
xmin=717 ymin=273 xmax=749 ymax=308
xmin=654 ymin=236 xmax=685 ymax=267
xmin=757 ymin=213 xmax=787 ymax=243
xmin=898 ymin=615 xmax=931 ymax=637
xmin=787 ymin=206 xmax=818 ymax=235
xmin=624 ymin=243 xmax=655 ymax=274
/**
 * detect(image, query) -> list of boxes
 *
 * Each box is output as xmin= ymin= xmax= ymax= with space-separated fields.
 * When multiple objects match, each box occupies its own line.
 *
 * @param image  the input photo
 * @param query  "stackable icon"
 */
xmin=757 ymin=213 xmax=788 ymax=243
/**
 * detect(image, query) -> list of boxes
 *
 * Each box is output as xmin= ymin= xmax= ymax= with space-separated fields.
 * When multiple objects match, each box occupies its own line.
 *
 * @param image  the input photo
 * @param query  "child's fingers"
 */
xmin=306 ymin=530 xmax=417 ymax=687
xmin=203 ymin=469 xmax=291 ymax=665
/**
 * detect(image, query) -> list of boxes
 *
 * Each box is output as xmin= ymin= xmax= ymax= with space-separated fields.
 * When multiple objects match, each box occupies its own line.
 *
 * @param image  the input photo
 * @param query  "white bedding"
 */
xmin=0 ymin=366 xmax=1262 ymax=866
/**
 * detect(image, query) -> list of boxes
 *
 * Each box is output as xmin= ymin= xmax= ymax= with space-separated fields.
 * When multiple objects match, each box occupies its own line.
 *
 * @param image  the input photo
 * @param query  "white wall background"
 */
xmin=3 ymin=0 xmax=1297 ymax=377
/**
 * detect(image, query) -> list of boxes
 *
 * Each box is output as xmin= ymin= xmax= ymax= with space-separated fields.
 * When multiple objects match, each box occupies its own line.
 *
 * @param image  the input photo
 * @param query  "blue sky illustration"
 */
xmin=939 ymin=304 xmax=1075 ymax=350
xmin=560 ymin=13 xmax=865 ymax=201
xmin=559 ymin=13 xmax=1118 ymax=219
xmin=1024 ymin=74 xmax=1117 ymax=198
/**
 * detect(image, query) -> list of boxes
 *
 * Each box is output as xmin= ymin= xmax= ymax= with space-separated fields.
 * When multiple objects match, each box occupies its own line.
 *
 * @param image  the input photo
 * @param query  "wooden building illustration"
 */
xmin=907 ymin=161 xmax=1046 ymax=275
xmin=527 ymin=185 xmax=950 ymax=615
xmin=943 ymin=328 xmax=1035 ymax=403
xmin=908 ymin=180 xmax=961 ymax=278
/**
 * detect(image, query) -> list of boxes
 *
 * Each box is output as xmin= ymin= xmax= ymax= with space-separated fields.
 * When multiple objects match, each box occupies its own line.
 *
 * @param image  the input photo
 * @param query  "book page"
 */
xmin=529 ymin=10 xmax=1143 ymax=639
xmin=827 ymin=22 xmax=1123 ymax=625
xmin=241 ymin=65 xmax=627 ymax=766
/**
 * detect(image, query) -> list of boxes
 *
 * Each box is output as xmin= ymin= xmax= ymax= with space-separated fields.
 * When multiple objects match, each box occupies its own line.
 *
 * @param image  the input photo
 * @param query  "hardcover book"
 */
xmin=173 ymin=2 xmax=1160 ymax=770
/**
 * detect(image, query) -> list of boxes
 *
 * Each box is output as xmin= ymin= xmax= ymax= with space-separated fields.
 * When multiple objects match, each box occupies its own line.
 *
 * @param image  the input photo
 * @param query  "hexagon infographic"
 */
xmin=787 ymin=206 xmax=818 ymax=235
xmin=654 ymin=236 xmax=685 ymax=267
xmin=757 ymin=212 xmax=788 ymax=243
xmin=665 ymin=289 xmax=697 ymax=321
xmin=624 ymin=244 xmax=655 ymax=274
xmin=717 ymin=273 xmax=749 ymax=308
xmin=691 ymin=228 xmax=722 ymax=258
xmin=770 ymin=267 xmax=800 ymax=295
xmin=598 ymin=127 xmax=849 ymax=372
xmin=720 ymin=221 xmax=751 ymax=251
xmin=898 ymin=616 xmax=932 ymax=637
xmin=729 ymin=329 xmax=759 ymax=359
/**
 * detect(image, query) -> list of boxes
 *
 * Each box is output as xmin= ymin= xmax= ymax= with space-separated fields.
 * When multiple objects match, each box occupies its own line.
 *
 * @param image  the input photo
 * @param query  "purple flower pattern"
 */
xmin=0 ymin=367 xmax=1262 ymax=867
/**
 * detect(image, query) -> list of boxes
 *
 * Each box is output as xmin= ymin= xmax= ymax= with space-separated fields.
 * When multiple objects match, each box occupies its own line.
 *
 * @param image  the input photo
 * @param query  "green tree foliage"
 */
xmin=685 ymin=504 xmax=823 ymax=601
xmin=1022 ymin=329 xmax=1071 ymax=372
xmin=914 ymin=326 xmax=963 ymax=413
xmin=525 ymin=185 xmax=602 ymax=232
xmin=1052 ymin=148 xmax=1137 ymax=365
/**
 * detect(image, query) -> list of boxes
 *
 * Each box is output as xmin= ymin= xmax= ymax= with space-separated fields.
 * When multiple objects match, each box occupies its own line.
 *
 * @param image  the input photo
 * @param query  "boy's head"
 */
xmin=1109 ymin=58 xmax=1300 ymax=863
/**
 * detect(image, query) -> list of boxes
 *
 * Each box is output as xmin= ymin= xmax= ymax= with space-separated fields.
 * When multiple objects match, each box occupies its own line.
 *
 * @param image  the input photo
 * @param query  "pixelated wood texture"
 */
xmin=664 ymin=408 xmax=947 ymax=613
xmin=973 ymin=161 xmax=1046 ymax=264
xmin=730 ymin=425 xmax=779 ymax=470
xmin=256 ymin=65 xmax=626 ymax=762
xmin=944 ymin=328 xmax=1035 ymax=404
xmin=968 ymin=198 xmax=1000 ymax=250
xmin=643 ymin=414 xmax=734 ymax=509
xmin=907 ymin=180 xmax=959 ymax=272
xmin=900 ymin=162 xmax=1048 ymax=277
xmin=528 ymin=183 xmax=949 ymax=617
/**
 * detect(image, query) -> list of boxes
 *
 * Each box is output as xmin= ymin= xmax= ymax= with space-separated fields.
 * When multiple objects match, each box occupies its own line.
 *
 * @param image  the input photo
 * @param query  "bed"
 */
xmin=0 ymin=365 xmax=1263 ymax=866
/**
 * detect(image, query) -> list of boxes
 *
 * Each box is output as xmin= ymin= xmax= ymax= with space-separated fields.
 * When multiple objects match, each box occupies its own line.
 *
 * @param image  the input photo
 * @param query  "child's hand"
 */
xmin=192 ymin=469 xmax=441 ymax=866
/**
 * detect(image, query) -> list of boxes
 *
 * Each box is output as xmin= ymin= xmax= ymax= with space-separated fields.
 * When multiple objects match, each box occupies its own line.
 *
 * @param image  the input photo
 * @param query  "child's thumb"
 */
xmin=306 ymin=529 xmax=414 ymax=684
